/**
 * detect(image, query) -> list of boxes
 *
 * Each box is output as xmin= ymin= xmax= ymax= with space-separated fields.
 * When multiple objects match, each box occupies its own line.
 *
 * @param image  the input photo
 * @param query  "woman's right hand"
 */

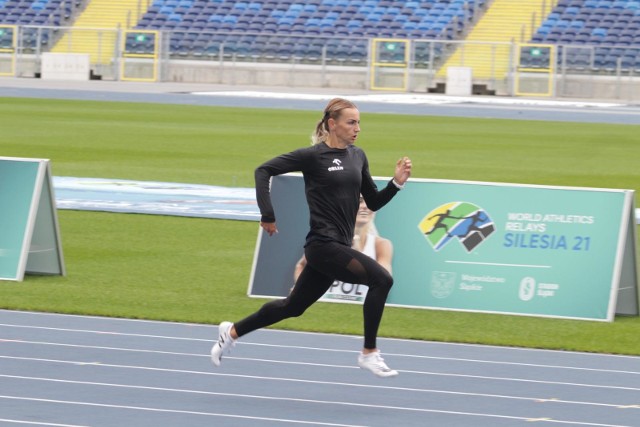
xmin=260 ymin=222 xmax=278 ymax=236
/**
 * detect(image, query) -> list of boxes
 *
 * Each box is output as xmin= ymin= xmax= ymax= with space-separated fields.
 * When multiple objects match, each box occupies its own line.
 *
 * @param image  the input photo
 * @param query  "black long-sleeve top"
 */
xmin=255 ymin=142 xmax=400 ymax=247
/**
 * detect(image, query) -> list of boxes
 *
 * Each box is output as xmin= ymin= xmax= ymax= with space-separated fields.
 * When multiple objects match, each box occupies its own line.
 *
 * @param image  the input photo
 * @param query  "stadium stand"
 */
xmin=1 ymin=0 xmax=638 ymax=77
xmin=0 ymin=0 xmax=80 ymax=51
xmin=0 ymin=0 xmax=71 ymax=26
xmin=133 ymin=0 xmax=487 ymax=63
xmin=439 ymin=0 xmax=552 ymax=79
xmin=527 ymin=0 xmax=640 ymax=72
xmin=0 ymin=1 xmax=521 ymax=69
xmin=51 ymin=0 xmax=141 ymax=64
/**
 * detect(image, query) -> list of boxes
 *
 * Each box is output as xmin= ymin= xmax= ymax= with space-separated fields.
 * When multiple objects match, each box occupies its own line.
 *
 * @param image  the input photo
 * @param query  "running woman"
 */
xmin=211 ymin=98 xmax=412 ymax=377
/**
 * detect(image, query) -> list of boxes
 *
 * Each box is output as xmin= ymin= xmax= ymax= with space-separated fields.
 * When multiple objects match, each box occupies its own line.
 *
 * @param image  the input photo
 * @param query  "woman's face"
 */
xmin=331 ymin=108 xmax=360 ymax=146
xmin=356 ymin=197 xmax=374 ymax=227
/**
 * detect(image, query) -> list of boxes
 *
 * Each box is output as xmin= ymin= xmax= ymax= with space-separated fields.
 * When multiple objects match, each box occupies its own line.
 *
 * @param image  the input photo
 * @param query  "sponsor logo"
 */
xmin=419 ymin=202 xmax=495 ymax=252
xmin=519 ymin=277 xmax=536 ymax=301
xmin=322 ymin=280 xmax=368 ymax=303
xmin=519 ymin=277 xmax=560 ymax=301
xmin=430 ymin=271 xmax=456 ymax=299
xmin=328 ymin=158 xmax=344 ymax=172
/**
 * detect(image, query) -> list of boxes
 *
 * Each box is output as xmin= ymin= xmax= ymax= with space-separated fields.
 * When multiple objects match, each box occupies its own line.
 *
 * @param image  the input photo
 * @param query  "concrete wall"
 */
xmin=163 ymin=59 xmax=370 ymax=90
xmin=12 ymin=54 xmax=640 ymax=101
xmin=163 ymin=59 xmax=640 ymax=101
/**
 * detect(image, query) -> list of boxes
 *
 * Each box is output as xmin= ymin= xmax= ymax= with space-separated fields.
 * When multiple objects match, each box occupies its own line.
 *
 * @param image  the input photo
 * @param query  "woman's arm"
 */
xmin=255 ymin=149 xmax=308 ymax=229
xmin=360 ymin=155 xmax=412 ymax=211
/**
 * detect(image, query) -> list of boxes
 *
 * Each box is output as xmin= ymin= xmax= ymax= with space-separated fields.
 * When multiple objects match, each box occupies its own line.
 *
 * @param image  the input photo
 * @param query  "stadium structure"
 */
xmin=1 ymin=0 xmax=639 ymax=99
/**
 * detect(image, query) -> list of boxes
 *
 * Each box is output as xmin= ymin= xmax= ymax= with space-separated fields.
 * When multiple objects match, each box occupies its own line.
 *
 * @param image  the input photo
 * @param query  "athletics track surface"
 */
xmin=1 ymin=310 xmax=640 ymax=427
xmin=0 ymin=78 xmax=639 ymax=426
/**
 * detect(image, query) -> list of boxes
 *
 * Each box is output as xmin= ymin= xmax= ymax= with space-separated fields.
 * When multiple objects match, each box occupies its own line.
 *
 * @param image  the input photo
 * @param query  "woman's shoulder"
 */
xmin=348 ymin=145 xmax=367 ymax=159
xmin=304 ymin=142 xmax=332 ymax=154
xmin=290 ymin=143 xmax=321 ymax=158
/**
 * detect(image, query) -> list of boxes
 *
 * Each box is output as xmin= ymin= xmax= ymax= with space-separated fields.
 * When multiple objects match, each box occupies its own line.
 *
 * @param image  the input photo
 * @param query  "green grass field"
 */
xmin=1 ymin=97 xmax=639 ymax=355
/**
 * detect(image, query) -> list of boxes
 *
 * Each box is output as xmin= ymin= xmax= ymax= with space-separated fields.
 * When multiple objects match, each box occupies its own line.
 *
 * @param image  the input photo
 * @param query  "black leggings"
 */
xmin=234 ymin=241 xmax=394 ymax=349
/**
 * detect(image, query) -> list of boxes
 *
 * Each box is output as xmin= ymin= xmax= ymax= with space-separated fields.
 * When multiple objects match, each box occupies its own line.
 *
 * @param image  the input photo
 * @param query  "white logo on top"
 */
xmin=328 ymin=158 xmax=344 ymax=172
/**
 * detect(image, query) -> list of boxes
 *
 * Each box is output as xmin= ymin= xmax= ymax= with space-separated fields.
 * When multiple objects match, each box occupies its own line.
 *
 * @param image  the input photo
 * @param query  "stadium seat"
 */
xmin=527 ymin=0 xmax=640 ymax=71
xmin=94 ymin=0 xmax=480 ymax=61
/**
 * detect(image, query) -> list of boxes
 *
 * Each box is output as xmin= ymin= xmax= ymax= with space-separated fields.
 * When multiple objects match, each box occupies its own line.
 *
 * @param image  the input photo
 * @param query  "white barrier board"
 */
xmin=41 ymin=53 xmax=90 ymax=81
xmin=446 ymin=67 xmax=473 ymax=96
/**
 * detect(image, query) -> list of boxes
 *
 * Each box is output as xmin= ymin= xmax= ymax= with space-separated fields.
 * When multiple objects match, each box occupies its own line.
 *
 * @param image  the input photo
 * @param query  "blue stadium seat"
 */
xmin=128 ymin=0 xmax=482 ymax=61
xmin=346 ymin=42 xmax=366 ymax=64
xmin=527 ymin=0 xmax=640 ymax=71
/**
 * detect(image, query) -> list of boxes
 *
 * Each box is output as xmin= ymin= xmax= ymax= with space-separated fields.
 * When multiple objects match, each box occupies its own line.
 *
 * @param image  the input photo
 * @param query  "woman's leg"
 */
xmin=304 ymin=242 xmax=397 ymax=377
xmin=304 ymin=242 xmax=394 ymax=350
xmin=234 ymin=260 xmax=334 ymax=338
xmin=213 ymin=241 xmax=396 ymax=376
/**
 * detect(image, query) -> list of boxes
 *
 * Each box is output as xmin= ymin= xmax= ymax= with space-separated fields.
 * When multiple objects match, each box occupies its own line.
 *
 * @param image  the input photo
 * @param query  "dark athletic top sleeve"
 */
xmin=255 ymin=142 xmax=399 ymax=247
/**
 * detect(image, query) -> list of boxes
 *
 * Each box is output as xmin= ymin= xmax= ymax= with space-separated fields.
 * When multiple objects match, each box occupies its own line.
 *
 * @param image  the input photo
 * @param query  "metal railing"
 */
xmin=2 ymin=25 xmax=639 ymax=100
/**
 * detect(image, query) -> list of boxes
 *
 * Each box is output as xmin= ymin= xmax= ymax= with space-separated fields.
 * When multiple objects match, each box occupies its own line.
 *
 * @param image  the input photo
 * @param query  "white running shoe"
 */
xmin=211 ymin=321 xmax=235 ymax=367
xmin=357 ymin=351 xmax=398 ymax=378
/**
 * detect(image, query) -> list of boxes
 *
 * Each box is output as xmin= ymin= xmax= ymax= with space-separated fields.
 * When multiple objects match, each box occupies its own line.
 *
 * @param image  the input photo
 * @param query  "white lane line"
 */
xmin=0 ymin=395 xmax=363 ymax=427
xmin=0 ymin=392 xmax=617 ymax=427
xmin=0 ymin=420 xmax=88 ymax=427
xmin=0 ymin=323 xmax=208 ymax=342
xmin=2 ymin=310 xmax=639 ymax=362
xmin=1 ymin=331 xmax=639 ymax=377
xmin=0 ymin=309 xmax=213 ymax=327
xmin=0 ymin=384 xmax=634 ymax=427
xmin=1 ymin=356 xmax=640 ymax=406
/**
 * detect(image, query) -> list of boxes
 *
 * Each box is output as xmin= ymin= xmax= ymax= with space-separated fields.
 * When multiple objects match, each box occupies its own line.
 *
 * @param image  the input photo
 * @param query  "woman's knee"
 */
xmin=383 ymin=270 xmax=394 ymax=289
xmin=372 ymin=269 xmax=393 ymax=291
xmin=260 ymin=298 xmax=307 ymax=319
xmin=286 ymin=304 xmax=307 ymax=318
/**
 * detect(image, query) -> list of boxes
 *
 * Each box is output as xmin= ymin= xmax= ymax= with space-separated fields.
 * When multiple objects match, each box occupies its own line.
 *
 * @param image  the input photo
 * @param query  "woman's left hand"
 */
xmin=394 ymin=156 xmax=412 ymax=186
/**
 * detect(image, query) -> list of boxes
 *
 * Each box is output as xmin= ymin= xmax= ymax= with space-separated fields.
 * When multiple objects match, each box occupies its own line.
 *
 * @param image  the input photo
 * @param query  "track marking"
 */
xmin=3 ymin=310 xmax=640 ymax=362
xmin=0 ymin=389 xmax=634 ymax=427
xmin=2 ymin=329 xmax=639 ymax=377
xmin=2 ymin=357 xmax=640 ymax=409
xmin=0 ymin=420 xmax=87 ymax=427
xmin=0 ymin=395 xmax=363 ymax=427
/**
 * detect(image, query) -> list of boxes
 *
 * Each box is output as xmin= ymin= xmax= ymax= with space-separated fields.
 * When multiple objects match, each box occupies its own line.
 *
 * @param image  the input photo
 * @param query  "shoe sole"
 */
xmin=358 ymin=363 xmax=399 ymax=378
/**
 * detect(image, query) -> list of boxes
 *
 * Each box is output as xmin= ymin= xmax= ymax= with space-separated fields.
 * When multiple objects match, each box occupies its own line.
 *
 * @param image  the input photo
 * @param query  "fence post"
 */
xmin=427 ymin=41 xmax=434 ymax=90
xmin=321 ymin=44 xmax=327 ymax=87
xmin=490 ymin=43 xmax=496 ymax=90
xmin=115 ymin=26 xmax=122 ymax=81
xmin=558 ymin=45 xmax=566 ymax=97
xmin=615 ymin=57 xmax=622 ymax=99
xmin=508 ymin=38 xmax=516 ymax=96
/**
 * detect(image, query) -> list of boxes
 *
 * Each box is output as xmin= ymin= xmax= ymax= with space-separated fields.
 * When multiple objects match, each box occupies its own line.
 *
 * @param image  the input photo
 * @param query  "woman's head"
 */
xmin=311 ymin=98 xmax=359 ymax=146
